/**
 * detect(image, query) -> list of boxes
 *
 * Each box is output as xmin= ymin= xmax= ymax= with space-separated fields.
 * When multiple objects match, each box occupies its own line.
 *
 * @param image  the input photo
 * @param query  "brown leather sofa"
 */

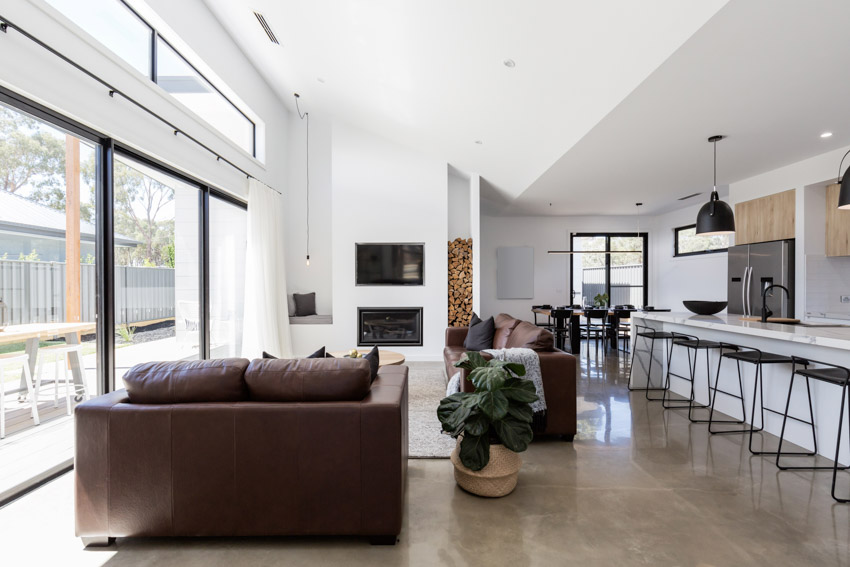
xmin=75 ymin=357 xmax=408 ymax=547
xmin=444 ymin=313 xmax=577 ymax=440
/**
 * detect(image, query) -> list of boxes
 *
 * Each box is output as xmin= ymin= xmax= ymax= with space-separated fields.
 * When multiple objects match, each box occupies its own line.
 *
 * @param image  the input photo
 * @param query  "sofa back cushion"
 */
xmin=492 ymin=313 xmax=521 ymax=349
xmin=244 ymin=357 xmax=371 ymax=402
xmin=124 ymin=358 xmax=250 ymax=404
xmin=506 ymin=321 xmax=555 ymax=351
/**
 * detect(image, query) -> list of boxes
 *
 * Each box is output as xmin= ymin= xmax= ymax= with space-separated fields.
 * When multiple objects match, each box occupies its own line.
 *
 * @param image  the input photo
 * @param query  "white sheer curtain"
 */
xmin=241 ymin=178 xmax=292 ymax=359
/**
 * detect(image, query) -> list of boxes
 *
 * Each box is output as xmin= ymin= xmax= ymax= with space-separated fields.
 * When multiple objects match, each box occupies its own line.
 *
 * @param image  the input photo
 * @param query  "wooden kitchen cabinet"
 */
xmin=734 ymin=188 xmax=795 ymax=245
xmin=826 ymin=183 xmax=850 ymax=256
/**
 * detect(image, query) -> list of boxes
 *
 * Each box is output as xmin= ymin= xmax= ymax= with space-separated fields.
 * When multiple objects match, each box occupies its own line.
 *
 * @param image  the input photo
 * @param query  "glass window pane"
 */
xmin=156 ymin=38 xmax=254 ymax=155
xmin=113 ymin=155 xmax=200 ymax=387
xmin=46 ymin=0 xmax=152 ymax=76
xmin=209 ymin=197 xmax=247 ymax=358
xmin=572 ymin=236 xmax=607 ymax=308
xmin=676 ymin=226 xmax=730 ymax=255
xmin=0 ymin=102 xmax=100 ymax=492
xmin=611 ymin=236 xmax=644 ymax=307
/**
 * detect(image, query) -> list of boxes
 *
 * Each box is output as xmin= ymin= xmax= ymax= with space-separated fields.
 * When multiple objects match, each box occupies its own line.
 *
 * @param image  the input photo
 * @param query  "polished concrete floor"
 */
xmin=2 ymin=345 xmax=850 ymax=566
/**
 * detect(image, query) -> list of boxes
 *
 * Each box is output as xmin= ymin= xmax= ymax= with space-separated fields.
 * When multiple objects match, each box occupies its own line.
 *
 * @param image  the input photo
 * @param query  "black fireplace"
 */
xmin=358 ymin=307 xmax=423 ymax=347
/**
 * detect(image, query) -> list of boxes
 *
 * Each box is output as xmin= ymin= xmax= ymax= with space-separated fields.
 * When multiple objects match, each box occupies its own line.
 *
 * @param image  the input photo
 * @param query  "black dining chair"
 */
xmin=549 ymin=308 xmax=573 ymax=351
xmin=612 ymin=308 xmax=632 ymax=357
xmin=582 ymin=309 xmax=609 ymax=357
xmin=531 ymin=305 xmax=553 ymax=330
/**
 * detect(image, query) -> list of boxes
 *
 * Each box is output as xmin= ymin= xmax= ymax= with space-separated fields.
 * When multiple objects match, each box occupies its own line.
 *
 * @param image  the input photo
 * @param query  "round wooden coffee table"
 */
xmin=328 ymin=349 xmax=405 ymax=367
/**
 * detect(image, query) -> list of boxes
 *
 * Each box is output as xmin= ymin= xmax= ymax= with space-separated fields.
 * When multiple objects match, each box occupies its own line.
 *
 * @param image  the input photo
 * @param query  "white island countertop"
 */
xmin=632 ymin=312 xmax=850 ymax=351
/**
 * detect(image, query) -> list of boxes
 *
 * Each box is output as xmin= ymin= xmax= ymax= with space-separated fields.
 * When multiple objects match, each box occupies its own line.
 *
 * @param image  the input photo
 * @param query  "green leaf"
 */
xmin=464 ymin=412 xmax=490 ymax=436
xmin=490 ymin=359 xmax=526 ymax=376
xmin=477 ymin=390 xmax=509 ymax=421
xmin=501 ymin=378 xmax=539 ymax=403
xmin=506 ymin=402 xmax=533 ymax=423
xmin=459 ymin=433 xmax=491 ymax=471
xmin=437 ymin=393 xmax=467 ymax=434
xmin=469 ymin=366 xmax=507 ymax=392
xmin=493 ymin=416 xmax=534 ymax=453
xmin=453 ymin=351 xmax=489 ymax=371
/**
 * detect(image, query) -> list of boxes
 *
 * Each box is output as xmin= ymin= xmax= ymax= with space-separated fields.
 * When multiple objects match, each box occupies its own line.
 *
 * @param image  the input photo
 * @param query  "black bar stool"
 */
xmin=707 ymin=344 xmax=816 ymax=460
xmin=664 ymin=333 xmax=723 ymax=423
xmin=776 ymin=357 xmax=850 ymax=503
xmin=628 ymin=323 xmax=676 ymax=401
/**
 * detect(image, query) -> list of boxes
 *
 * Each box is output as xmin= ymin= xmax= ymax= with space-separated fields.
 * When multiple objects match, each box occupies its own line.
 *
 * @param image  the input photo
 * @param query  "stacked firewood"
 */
xmin=448 ymin=237 xmax=473 ymax=327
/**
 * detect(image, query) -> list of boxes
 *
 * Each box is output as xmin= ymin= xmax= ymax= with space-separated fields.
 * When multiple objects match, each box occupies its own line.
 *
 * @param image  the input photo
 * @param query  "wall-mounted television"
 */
xmin=356 ymin=243 xmax=424 ymax=286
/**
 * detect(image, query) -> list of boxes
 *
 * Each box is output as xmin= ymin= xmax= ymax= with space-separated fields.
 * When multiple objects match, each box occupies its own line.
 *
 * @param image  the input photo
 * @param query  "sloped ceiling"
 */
xmin=199 ymin=0 xmax=850 ymax=216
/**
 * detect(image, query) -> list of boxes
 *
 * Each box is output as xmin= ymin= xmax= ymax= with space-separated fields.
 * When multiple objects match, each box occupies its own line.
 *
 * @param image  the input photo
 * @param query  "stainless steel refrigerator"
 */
xmin=727 ymin=240 xmax=795 ymax=318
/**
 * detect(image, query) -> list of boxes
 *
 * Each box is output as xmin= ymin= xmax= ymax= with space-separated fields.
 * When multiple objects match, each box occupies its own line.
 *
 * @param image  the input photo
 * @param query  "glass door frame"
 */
xmin=569 ymin=232 xmax=649 ymax=308
xmin=0 ymin=84 xmax=247 ymax=397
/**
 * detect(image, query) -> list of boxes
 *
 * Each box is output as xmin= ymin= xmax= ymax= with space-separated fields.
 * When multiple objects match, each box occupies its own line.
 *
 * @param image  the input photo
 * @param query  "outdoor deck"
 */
xmin=0 ymin=403 xmax=74 ymax=503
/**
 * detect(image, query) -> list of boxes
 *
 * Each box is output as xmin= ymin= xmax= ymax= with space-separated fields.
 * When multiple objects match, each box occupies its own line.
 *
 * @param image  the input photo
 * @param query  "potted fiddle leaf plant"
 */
xmin=437 ymin=352 xmax=538 ymax=497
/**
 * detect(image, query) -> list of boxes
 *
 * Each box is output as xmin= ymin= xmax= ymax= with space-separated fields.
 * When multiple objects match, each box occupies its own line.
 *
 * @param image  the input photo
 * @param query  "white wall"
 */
xmin=447 ymin=168 xmax=471 ymax=239
xmin=481 ymin=214 xmax=645 ymax=321
xmin=286 ymin=115 xmax=333 ymax=315
xmin=649 ymin=202 xmax=729 ymax=311
xmin=290 ymin=122 xmax=448 ymax=360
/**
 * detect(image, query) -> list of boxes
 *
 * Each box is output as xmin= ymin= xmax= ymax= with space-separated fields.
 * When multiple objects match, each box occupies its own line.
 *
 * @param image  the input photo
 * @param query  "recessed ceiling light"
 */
xmin=821 ymin=131 xmax=833 ymax=138
xmin=503 ymin=59 xmax=516 ymax=68
xmin=474 ymin=140 xmax=483 ymax=145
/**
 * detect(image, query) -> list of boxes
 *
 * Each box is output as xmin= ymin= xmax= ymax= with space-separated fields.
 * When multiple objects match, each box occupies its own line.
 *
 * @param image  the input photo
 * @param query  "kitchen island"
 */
xmin=630 ymin=311 xmax=850 ymax=464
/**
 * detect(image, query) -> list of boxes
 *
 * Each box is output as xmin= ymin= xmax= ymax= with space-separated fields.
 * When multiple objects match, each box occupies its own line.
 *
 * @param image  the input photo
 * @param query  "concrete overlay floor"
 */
xmin=1 ymin=345 xmax=850 ymax=566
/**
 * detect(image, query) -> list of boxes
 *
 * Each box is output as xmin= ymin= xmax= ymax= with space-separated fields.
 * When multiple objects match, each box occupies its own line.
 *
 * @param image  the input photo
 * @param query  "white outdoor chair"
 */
xmin=35 ymin=344 xmax=88 ymax=416
xmin=0 ymin=352 xmax=38 ymax=439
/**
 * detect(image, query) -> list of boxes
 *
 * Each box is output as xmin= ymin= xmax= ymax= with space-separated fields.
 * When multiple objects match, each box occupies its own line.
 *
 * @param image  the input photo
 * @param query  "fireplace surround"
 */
xmin=358 ymin=307 xmax=423 ymax=347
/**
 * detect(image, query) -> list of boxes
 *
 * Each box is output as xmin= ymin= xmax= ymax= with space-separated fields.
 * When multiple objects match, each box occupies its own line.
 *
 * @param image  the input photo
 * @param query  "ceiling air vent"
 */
xmin=254 ymin=11 xmax=279 ymax=45
xmin=678 ymin=192 xmax=702 ymax=201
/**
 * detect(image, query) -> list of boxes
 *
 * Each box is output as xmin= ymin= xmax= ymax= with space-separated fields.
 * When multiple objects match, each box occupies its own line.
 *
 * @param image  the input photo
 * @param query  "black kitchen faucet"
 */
xmin=761 ymin=284 xmax=790 ymax=322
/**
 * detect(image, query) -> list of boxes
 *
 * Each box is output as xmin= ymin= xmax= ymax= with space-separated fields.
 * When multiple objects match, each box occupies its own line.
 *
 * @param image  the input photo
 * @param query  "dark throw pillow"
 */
xmin=364 ymin=346 xmax=380 ymax=383
xmin=293 ymin=292 xmax=317 ymax=316
xmin=262 ymin=351 xmax=278 ymax=359
xmin=307 ymin=346 xmax=334 ymax=358
xmin=464 ymin=312 xmax=495 ymax=351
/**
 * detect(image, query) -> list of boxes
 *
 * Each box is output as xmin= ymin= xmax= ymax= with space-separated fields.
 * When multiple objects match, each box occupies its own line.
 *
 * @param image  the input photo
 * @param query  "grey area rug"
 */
xmin=406 ymin=361 xmax=456 ymax=459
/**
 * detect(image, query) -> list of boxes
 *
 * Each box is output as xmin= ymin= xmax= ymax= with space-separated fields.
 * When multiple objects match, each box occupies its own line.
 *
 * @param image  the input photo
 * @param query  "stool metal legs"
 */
xmin=707 ymin=347 xmax=748 ymax=434
xmin=628 ymin=328 xmax=673 ymax=401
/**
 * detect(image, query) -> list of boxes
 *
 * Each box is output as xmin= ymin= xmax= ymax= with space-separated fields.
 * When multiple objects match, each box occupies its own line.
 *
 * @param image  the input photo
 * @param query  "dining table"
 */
xmin=0 ymin=322 xmax=96 ymax=397
xmin=531 ymin=308 xmax=670 ymax=354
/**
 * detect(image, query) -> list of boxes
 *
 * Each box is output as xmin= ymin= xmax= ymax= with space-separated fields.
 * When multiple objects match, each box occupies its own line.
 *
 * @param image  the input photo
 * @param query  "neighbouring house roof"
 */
xmin=0 ymin=190 xmax=139 ymax=247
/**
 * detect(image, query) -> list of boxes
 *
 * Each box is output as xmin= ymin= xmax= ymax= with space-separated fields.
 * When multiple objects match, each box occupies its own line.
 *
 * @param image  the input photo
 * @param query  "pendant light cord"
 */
xmin=713 ymin=138 xmax=717 ymax=191
xmin=295 ymin=94 xmax=309 ymax=261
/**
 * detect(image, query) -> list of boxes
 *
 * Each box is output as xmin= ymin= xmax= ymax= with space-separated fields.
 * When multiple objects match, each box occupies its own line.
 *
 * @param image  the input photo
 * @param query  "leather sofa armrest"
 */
xmin=75 ymin=390 xmax=130 ymax=538
xmin=359 ymin=369 xmax=408 ymax=537
xmin=445 ymin=327 xmax=468 ymax=347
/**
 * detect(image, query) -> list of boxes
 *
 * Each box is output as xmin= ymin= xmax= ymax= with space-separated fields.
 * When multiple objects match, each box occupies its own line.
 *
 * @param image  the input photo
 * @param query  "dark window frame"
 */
xmin=0 ymin=84 xmax=247 ymax=398
xmin=673 ymin=223 xmax=729 ymax=257
xmin=568 ymin=232 xmax=649 ymax=308
xmin=116 ymin=0 xmax=257 ymax=157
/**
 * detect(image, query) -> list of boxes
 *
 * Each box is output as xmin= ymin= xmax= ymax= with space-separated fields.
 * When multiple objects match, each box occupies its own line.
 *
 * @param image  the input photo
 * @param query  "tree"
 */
xmin=83 ymin=158 xmax=175 ymax=267
xmin=0 ymin=107 xmax=66 ymax=196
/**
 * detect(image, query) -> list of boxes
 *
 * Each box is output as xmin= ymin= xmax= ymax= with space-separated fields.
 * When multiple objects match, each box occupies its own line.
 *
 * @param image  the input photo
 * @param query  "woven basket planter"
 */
xmin=450 ymin=440 xmax=522 ymax=497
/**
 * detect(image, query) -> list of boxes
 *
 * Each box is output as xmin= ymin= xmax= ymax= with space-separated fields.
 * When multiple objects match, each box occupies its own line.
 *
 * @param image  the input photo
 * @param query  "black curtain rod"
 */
xmin=0 ymin=13 xmax=281 ymax=195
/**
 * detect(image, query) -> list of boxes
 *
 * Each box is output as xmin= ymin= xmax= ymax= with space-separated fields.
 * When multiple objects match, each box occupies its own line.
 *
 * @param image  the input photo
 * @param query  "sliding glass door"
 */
xmin=112 ymin=154 xmax=201 ymax=387
xmin=209 ymin=196 xmax=247 ymax=358
xmin=0 ymin=87 xmax=248 ymax=502
xmin=0 ymin=100 xmax=104 ymax=500
xmin=570 ymin=233 xmax=648 ymax=308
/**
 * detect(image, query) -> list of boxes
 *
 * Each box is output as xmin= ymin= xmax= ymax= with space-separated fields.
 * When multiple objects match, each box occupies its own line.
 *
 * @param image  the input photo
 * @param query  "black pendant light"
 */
xmin=695 ymin=135 xmax=735 ymax=235
xmin=836 ymin=148 xmax=850 ymax=209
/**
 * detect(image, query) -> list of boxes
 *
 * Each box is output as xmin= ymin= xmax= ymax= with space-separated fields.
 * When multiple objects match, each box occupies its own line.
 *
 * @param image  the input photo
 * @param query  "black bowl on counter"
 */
xmin=683 ymin=300 xmax=728 ymax=315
